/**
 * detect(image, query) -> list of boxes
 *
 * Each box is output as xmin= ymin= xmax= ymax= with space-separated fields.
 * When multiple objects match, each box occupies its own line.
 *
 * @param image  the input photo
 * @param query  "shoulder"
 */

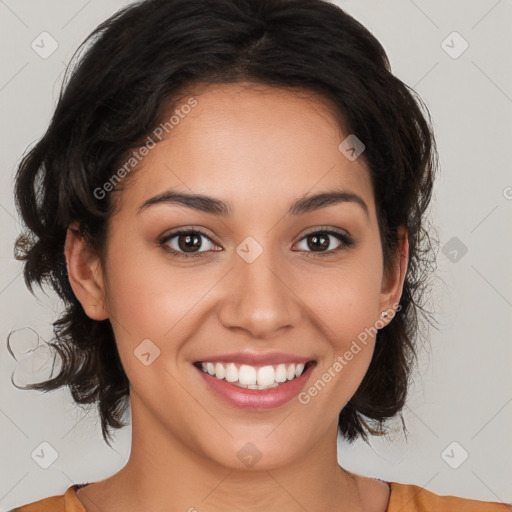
xmin=10 ymin=484 xmax=86 ymax=512
xmin=10 ymin=494 xmax=65 ymax=512
xmin=388 ymin=482 xmax=512 ymax=512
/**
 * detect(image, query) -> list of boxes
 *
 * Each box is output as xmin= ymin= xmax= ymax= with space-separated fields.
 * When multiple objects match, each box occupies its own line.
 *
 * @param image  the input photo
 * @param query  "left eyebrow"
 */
xmin=288 ymin=190 xmax=369 ymax=219
xmin=137 ymin=188 xmax=369 ymax=219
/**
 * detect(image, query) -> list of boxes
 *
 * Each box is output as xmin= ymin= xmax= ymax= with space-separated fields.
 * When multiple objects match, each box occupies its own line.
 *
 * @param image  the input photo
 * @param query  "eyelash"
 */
xmin=158 ymin=226 xmax=354 ymax=259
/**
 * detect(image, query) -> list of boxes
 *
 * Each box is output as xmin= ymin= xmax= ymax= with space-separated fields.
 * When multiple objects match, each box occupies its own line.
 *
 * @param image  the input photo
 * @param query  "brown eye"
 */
xmin=305 ymin=233 xmax=330 ymax=251
xmin=175 ymin=232 xmax=203 ymax=252
xmin=295 ymin=229 xmax=354 ymax=255
xmin=159 ymin=228 xmax=220 ymax=257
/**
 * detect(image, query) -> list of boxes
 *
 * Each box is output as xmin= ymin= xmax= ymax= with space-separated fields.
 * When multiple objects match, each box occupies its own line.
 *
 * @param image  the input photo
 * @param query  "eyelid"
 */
xmin=299 ymin=225 xmax=350 ymax=239
xmin=159 ymin=226 xmax=220 ymax=242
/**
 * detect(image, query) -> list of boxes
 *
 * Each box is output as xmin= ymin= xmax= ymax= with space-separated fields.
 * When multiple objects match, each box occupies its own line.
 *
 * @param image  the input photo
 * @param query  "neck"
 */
xmin=78 ymin=392 xmax=366 ymax=512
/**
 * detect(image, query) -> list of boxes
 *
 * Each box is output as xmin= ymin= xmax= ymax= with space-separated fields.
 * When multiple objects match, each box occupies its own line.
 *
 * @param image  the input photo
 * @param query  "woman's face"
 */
xmin=74 ymin=83 xmax=407 ymax=469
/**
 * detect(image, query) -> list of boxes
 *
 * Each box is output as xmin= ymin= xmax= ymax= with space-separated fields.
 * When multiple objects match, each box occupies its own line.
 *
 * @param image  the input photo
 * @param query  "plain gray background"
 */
xmin=1 ymin=0 xmax=511 ymax=510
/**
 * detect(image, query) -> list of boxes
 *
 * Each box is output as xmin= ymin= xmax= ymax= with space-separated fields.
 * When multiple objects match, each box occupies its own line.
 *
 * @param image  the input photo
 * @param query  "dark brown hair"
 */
xmin=10 ymin=0 xmax=439 ymax=447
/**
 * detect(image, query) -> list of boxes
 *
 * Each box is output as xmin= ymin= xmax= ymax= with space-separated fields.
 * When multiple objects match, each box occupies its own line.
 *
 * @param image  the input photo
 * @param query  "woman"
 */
xmin=8 ymin=0 xmax=511 ymax=510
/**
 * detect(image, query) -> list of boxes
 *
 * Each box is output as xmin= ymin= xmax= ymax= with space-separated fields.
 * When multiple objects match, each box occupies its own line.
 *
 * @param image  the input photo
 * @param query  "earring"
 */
xmin=380 ymin=311 xmax=388 ymax=318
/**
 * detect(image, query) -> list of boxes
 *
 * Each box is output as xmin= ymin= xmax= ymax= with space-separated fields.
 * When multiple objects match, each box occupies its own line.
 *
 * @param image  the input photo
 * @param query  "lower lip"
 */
xmin=195 ymin=363 xmax=315 ymax=410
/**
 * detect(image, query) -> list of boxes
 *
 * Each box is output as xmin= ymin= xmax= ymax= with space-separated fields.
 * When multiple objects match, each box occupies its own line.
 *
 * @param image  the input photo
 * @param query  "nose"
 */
xmin=217 ymin=246 xmax=303 ymax=339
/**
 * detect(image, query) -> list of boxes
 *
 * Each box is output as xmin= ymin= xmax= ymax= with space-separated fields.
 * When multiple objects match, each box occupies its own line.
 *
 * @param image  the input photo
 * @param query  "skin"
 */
xmin=66 ymin=82 xmax=408 ymax=512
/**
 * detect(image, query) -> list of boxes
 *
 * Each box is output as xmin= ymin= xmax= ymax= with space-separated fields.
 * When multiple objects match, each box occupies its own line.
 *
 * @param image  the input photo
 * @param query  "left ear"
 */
xmin=378 ymin=225 xmax=409 ymax=326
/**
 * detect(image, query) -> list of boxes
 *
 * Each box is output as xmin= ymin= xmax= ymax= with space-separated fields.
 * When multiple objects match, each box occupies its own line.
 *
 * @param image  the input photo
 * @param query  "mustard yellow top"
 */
xmin=11 ymin=482 xmax=512 ymax=511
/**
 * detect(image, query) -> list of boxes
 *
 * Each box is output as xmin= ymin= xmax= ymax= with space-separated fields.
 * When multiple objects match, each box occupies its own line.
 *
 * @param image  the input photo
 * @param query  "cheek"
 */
xmin=294 ymin=250 xmax=383 ymax=406
xmin=100 ymin=242 xmax=209 ymax=404
xmin=103 ymin=237 xmax=209 ymax=339
xmin=297 ymin=249 xmax=383 ymax=345
xmin=298 ymin=281 xmax=379 ymax=418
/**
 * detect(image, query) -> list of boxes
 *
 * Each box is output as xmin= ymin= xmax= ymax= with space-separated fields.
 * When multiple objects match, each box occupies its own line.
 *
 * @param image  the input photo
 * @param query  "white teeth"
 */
xmin=215 ymin=362 xmax=226 ymax=379
xmin=239 ymin=365 xmax=257 ymax=386
xmin=257 ymin=365 xmax=275 ymax=386
xmin=245 ymin=383 xmax=280 ymax=390
xmin=197 ymin=361 xmax=310 ymax=389
xmin=275 ymin=364 xmax=287 ymax=383
xmin=225 ymin=363 xmax=238 ymax=383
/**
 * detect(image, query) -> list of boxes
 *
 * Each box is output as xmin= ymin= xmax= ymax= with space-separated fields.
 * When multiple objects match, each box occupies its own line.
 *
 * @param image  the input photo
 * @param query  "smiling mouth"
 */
xmin=193 ymin=360 xmax=316 ymax=390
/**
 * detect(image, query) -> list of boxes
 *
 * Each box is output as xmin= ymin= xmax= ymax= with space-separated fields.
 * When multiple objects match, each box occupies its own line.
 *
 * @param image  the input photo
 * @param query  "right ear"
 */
xmin=64 ymin=222 xmax=109 ymax=321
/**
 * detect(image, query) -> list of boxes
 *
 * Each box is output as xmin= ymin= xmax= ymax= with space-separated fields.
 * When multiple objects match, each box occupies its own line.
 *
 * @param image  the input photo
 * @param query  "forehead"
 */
xmin=114 ymin=82 xmax=375 ymax=220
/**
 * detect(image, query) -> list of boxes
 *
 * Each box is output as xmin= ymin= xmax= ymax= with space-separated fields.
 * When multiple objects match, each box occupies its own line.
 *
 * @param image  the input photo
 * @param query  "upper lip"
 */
xmin=195 ymin=352 xmax=314 ymax=366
